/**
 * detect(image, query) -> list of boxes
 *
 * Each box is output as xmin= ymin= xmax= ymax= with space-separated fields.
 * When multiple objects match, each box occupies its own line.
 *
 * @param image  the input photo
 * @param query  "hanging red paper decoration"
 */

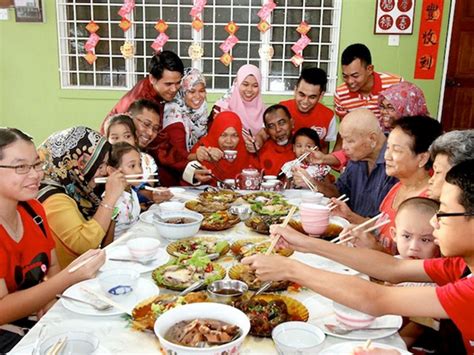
xmin=219 ymin=21 xmax=239 ymax=66
xmin=151 ymin=19 xmax=169 ymax=53
xmin=118 ymin=0 xmax=135 ymax=32
xmin=291 ymin=21 xmax=311 ymax=67
xmin=192 ymin=17 xmax=204 ymax=31
xmin=190 ymin=0 xmax=206 ymax=32
xmin=256 ymin=0 xmax=276 ymax=33
xmin=84 ymin=21 xmax=100 ymax=65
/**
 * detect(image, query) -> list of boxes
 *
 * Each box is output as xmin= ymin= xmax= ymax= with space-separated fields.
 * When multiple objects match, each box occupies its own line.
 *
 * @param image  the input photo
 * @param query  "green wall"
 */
xmin=0 ymin=0 xmax=451 ymax=144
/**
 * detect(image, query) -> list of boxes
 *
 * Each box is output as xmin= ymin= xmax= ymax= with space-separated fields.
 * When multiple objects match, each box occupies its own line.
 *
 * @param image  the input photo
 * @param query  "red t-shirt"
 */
xmin=0 ymin=200 xmax=55 ymax=293
xmin=424 ymin=257 xmax=474 ymax=353
xmin=257 ymin=139 xmax=296 ymax=176
xmin=280 ymin=99 xmax=336 ymax=151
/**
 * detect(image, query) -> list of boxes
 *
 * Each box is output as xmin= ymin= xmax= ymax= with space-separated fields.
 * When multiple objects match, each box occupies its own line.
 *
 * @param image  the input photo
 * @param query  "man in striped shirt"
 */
xmin=334 ymin=43 xmax=402 ymax=125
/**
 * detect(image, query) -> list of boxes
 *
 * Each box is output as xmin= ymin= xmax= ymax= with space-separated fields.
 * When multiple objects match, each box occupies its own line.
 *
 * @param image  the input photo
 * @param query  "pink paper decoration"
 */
xmin=151 ymin=33 xmax=169 ymax=52
xmin=257 ymin=0 xmax=276 ymax=20
xmin=118 ymin=0 xmax=135 ymax=17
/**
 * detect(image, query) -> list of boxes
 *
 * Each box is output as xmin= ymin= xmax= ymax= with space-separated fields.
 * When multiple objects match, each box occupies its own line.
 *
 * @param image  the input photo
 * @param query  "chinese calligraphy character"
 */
xmin=426 ymin=3 xmax=440 ymax=21
xmin=422 ymin=29 xmax=438 ymax=45
xmin=380 ymin=0 xmax=395 ymax=12
xmin=419 ymin=55 xmax=434 ymax=70
xmin=397 ymin=0 xmax=413 ymax=12
xmin=378 ymin=15 xmax=394 ymax=30
xmin=396 ymin=15 xmax=411 ymax=31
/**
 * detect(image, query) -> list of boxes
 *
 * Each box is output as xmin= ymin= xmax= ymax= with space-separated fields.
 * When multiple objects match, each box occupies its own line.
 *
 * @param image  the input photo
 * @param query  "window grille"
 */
xmin=57 ymin=0 xmax=342 ymax=94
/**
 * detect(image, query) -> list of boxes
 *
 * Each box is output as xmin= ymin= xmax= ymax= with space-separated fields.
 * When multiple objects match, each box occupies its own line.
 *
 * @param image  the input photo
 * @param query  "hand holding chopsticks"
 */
xmin=331 ymin=213 xmax=390 ymax=245
xmin=278 ymin=146 xmax=318 ymax=178
xmin=94 ymin=173 xmax=159 ymax=184
xmin=190 ymin=163 xmax=235 ymax=191
xmin=265 ymin=206 xmax=297 ymax=255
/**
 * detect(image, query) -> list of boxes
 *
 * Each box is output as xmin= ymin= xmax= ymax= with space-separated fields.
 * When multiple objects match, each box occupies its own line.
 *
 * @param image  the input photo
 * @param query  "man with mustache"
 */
xmin=257 ymin=105 xmax=296 ymax=176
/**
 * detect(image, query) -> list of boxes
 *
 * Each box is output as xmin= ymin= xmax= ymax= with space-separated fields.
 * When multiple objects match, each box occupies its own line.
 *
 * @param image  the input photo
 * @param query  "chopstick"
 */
xmin=68 ymin=251 xmax=101 ymax=273
xmin=301 ymin=174 xmax=318 ymax=192
xmin=94 ymin=177 xmax=159 ymax=184
xmin=190 ymin=163 xmax=235 ymax=191
xmin=278 ymin=146 xmax=318 ymax=178
xmin=335 ymin=218 xmax=391 ymax=245
xmin=47 ymin=336 xmax=67 ymax=355
xmin=363 ymin=339 xmax=372 ymax=350
xmin=265 ymin=205 xmax=297 ymax=255
xmin=330 ymin=213 xmax=384 ymax=243
xmin=326 ymin=194 xmax=347 ymax=208
xmin=328 ymin=197 xmax=349 ymax=211
xmin=81 ymin=286 xmax=132 ymax=315
xmin=245 ymin=128 xmax=259 ymax=154
xmin=123 ymin=173 xmax=158 ymax=178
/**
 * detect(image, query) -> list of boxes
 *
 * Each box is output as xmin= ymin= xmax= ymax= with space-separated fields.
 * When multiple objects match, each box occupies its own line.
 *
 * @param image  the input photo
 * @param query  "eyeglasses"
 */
xmin=134 ymin=117 xmax=160 ymax=134
xmin=436 ymin=211 xmax=474 ymax=219
xmin=0 ymin=161 xmax=46 ymax=174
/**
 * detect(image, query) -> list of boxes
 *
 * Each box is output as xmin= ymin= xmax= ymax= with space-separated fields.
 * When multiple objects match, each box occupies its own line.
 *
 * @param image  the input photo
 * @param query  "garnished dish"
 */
xmin=131 ymin=292 xmax=208 ymax=331
xmin=228 ymin=264 xmax=290 ymax=291
xmin=242 ymin=192 xmax=281 ymax=203
xmin=200 ymin=211 xmax=240 ymax=231
xmin=164 ymin=319 xmax=241 ymax=347
xmin=152 ymin=251 xmax=225 ymax=291
xmin=167 ymin=237 xmax=230 ymax=258
xmin=234 ymin=294 xmax=308 ymax=337
xmin=250 ymin=194 xmax=293 ymax=216
xmin=199 ymin=190 xmax=240 ymax=204
xmin=185 ymin=200 xmax=229 ymax=213
xmin=245 ymin=215 xmax=283 ymax=235
xmin=230 ymin=238 xmax=293 ymax=260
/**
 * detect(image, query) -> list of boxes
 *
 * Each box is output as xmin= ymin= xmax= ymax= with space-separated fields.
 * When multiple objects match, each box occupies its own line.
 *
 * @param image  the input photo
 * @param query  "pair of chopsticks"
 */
xmin=265 ymin=206 xmax=298 ymax=255
xmin=190 ymin=163 xmax=235 ymax=191
xmin=242 ymin=128 xmax=259 ymax=154
xmin=46 ymin=336 xmax=67 ymax=355
xmin=327 ymin=194 xmax=350 ymax=211
xmin=278 ymin=146 xmax=318 ymax=178
xmin=331 ymin=213 xmax=390 ymax=244
xmin=301 ymin=174 xmax=318 ymax=192
xmin=94 ymin=173 xmax=159 ymax=184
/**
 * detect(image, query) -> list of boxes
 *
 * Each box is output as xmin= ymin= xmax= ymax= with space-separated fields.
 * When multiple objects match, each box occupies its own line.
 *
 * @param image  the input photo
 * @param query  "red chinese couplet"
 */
xmin=414 ymin=0 xmax=444 ymax=79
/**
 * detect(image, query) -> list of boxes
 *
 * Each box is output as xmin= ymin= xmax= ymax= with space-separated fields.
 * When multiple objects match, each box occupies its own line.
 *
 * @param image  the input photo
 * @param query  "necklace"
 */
xmin=0 ymin=211 xmax=23 ymax=242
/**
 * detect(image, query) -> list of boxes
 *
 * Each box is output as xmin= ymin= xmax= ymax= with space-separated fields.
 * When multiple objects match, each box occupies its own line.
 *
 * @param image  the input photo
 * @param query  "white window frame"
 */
xmin=56 ymin=0 xmax=342 ymax=95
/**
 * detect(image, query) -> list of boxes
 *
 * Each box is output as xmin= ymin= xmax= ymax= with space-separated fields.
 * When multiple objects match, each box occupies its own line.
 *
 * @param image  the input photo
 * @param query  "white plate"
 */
xmin=169 ymin=187 xmax=186 ymax=195
xmin=293 ymin=252 xmax=358 ymax=276
xmin=61 ymin=277 xmax=159 ymax=316
xmin=139 ymin=210 xmax=155 ymax=224
xmin=315 ymin=313 xmax=403 ymax=340
xmin=320 ymin=341 xmax=410 ymax=355
xmin=330 ymin=215 xmax=350 ymax=228
xmin=102 ymin=245 xmax=169 ymax=273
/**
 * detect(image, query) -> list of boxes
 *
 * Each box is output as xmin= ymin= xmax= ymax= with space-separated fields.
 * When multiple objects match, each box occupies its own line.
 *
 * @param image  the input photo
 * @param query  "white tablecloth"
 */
xmin=10 ymin=189 xmax=407 ymax=354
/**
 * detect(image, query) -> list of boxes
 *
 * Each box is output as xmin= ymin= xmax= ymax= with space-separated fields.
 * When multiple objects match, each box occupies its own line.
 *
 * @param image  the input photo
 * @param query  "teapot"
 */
xmin=235 ymin=168 xmax=261 ymax=190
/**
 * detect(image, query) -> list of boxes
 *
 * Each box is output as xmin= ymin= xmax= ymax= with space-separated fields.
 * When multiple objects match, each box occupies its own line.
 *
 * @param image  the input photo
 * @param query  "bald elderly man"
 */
xmin=297 ymin=109 xmax=397 ymax=218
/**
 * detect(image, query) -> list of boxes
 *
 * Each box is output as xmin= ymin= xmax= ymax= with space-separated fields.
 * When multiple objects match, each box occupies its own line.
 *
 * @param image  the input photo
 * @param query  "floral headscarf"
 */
xmin=163 ymin=67 xmax=208 ymax=151
xmin=215 ymin=64 xmax=266 ymax=136
xmin=37 ymin=126 xmax=111 ymax=219
xmin=378 ymin=82 xmax=429 ymax=129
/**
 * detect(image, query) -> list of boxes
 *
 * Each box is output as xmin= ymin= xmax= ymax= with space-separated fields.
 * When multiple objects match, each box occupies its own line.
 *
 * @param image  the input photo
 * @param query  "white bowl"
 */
xmin=98 ymin=269 xmax=139 ymax=297
xmin=272 ymin=322 xmax=325 ymax=355
xmin=154 ymin=302 xmax=250 ymax=355
xmin=333 ymin=301 xmax=376 ymax=329
xmin=39 ymin=331 xmax=99 ymax=355
xmin=153 ymin=210 xmax=203 ymax=240
xmin=126 ymin=237 xmax=161 ymax=260
xmin=301 ymin=191 xmax=323 ymax=204
xmin=159 ymin=201 xmax=185 ymax=212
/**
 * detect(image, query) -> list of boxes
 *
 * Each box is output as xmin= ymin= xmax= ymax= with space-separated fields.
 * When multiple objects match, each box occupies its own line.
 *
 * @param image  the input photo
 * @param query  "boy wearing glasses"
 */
xmin=243 ymin=159 xmax=474 ymax=354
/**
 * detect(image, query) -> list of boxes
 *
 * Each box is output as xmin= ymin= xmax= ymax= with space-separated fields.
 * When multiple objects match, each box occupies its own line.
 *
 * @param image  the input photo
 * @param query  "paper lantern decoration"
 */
xmin=120 ymin=41 xmax=135 ymax=59
xmin=188 ymin=42 xmax=204 ymax=60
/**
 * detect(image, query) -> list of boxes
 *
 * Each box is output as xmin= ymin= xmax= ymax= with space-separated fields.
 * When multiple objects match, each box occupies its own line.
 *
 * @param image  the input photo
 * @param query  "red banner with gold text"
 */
xmin=414 ymin=0 xmax=444 ymax=79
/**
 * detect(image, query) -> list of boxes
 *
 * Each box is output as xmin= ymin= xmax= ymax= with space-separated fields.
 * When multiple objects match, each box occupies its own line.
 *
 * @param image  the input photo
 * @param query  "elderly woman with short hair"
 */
xmin=428 ymin=130 xmax=474 ymax=201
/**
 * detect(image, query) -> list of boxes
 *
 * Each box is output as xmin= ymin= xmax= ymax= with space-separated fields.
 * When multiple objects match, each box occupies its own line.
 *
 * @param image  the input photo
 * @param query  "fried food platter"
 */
xmin=200 ymin=211 xmax=240 ymax=231
xmin=228 ymin=263 xmax=290 ymax=291
xmin=230 ymin=237 xmax=293 ymax=260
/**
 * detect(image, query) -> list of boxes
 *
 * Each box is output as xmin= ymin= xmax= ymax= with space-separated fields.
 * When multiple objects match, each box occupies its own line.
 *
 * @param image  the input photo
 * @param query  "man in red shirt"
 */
xmin=258 ymin=105 xmax=296 ymax=176
xmin=100 ymin=50 xmax=184 ymax=133
xmin=280 ymin=67 xmax=337 ymax=153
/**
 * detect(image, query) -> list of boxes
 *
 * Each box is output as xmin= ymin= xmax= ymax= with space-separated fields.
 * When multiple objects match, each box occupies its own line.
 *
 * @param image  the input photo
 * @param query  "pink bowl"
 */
xmin=301 ymin=214 xmax=329 ymax=235
xmin=333 ymin=302 xmax=376 ymax=329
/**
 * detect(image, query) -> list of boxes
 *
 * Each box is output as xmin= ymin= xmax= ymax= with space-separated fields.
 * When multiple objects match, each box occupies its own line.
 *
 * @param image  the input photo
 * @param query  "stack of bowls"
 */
xmin=333 ymin=301 xmax=376 ymax=329
xmin=299 ymin=203 xmax=330 ymax=235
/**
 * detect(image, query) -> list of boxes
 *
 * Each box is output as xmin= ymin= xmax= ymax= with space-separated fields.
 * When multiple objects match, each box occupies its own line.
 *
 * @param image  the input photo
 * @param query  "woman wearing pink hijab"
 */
xmin=212 ymin=64 xmax=266 ymax=145
xmin=378 ymin=81 xmax=429 ymax=130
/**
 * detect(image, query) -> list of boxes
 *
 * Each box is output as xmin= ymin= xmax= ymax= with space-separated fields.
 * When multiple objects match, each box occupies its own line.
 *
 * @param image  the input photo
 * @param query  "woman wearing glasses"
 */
xmin=37 ymin=126 xmax=127 ymax=268
xmin=0 ymin=128 xmax=105 ymax=353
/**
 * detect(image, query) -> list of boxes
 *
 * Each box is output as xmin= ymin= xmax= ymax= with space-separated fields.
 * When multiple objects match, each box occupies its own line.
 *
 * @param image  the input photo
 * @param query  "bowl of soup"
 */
xmin=207 ymin=280 xmax=248 ymax=304
xmin=154 ymin=302 xmax=250 ymax=355
xmin=153 ymin=210 xmax=204 ymax=240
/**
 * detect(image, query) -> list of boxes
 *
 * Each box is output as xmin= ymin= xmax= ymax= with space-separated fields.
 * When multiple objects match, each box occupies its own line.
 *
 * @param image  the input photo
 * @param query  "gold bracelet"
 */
xmin=100 ymin=202 xmax=114 ymax=210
